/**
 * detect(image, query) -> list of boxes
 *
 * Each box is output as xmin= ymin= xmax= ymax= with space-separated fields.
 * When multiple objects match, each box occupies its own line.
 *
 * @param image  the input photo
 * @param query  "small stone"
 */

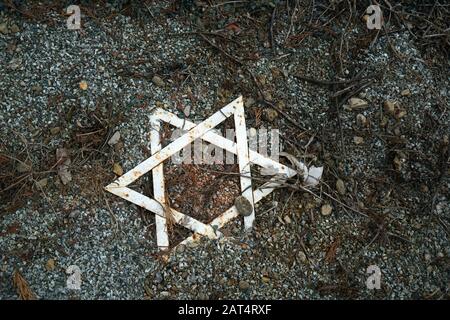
xmin=108 ymin=131 xmax=121 ymax=146
xmin=234 ymin=196 xmax=253 ymax=217
xmin=356 ymin=114 xmax=368 ymax=127
xmin=69 ymin=210 xmax=80 ymax=218
xmin=353 ymin=136 xmax=364 ymax=145
xmin=46 ymin=259 xmax=55 ymax=271
xmin=348 ymin=97 xmax=368 ymax=109
xmin=401 ymin=89 xmax=411 ymax=96
xmin=424 ymin=253 xmax=432 ymax=262
xmin=50 ymin=127 xmax=61 ymax=135
xmin=113 ymin=163 xmax=123 ymax=176
xmin=10 ymin=24 xmax=20 ymax=33
xmin=261 ymin=276 xmax=270 ymax=283
xmin=154 ymin=272 xmax=163 ymax=284
xmin=298 ymin=251 xmax=307 ymax=263
xmin=383 ymin=100 xmax=396 ymax=115
xmin=16 ymin=161 xmax=31 ymax=173
xmin=321 ymin=204 xmax=333 ymax=216
xmin=336 ymin=179 xmax=346 ymax=195
xmin=35 ymin=178 xmax=48 ymax=189
xmin=239 ymin=280 xmax=250 ymax=291
xmin=176 ymin=244 xmax=185 ymax=253
xmin=0 ymin=23 xmax=8 ymax=34
xmin=160 ymin=291 xmax=170 ymax=297
xmin=283 ymin=215 xmax=292 ymax=224
xmin=264 ymin=108 xmax=278 ymax=122
xmin=152 ymin=75 xmax=165 ymax=87
xmin=244 ymin=97 xmax=255 ymax=108
xmin=32 ymin=84 xmax=43 ymax=94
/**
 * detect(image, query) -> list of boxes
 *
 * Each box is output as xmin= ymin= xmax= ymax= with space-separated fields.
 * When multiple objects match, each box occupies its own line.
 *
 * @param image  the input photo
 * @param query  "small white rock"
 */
xmin=348 ymin=97 xmax=368 ymax=109
xmin=354 ymin=136 xmax=364 ymax=145
xmin=108 ymin=131 xmax=121 ymax=146
xmin=321 ymin=204 xmax=333 ymax=216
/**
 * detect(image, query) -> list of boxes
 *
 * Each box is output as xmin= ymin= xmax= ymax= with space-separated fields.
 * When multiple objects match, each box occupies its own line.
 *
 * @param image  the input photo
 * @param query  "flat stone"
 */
xmin=348 ymin=97 xmax=368 ymax=109
xmin=234 ymin=196 xmax=253 ymax=217
xmin=0 ymin=23 xmax=8 ymax=34
xmin=298 ymin=251 xmax=307 ymax=263
xmin=321 ymin=204 xmax=333 ymax=216
xmin=401 ymin=89 xmax=411 ymax=96
xmin=50 ymin=127 xmax=61 ymax=135
xmin=356 ymin=114 xmax=367 ymax=127
xmin=336 ymin=179 xmax=346 ymax=195
xmin=16 ymin=161 xmax=31 ymax=173
xmin=152 ymin=75 xmax=165 ymax=87
xmin=10 ymin=24 xmax=20 ymax=33
xmin=108 ymin=131 xmax=121 ymax=146
xmin=239 ymin=280 xmax=250 ymax=291
xmin=353 ymin=136 xmax=364 ymax=145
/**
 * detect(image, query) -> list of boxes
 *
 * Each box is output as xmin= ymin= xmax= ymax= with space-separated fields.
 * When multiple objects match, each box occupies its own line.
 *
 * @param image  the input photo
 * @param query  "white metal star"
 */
xmin=105 ymin=96 xmax=319 ymax=251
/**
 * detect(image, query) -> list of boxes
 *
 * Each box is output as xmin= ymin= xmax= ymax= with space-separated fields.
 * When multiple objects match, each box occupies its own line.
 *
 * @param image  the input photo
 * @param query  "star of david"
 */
xmin=105 ymin=96 xmax=315 ymax=251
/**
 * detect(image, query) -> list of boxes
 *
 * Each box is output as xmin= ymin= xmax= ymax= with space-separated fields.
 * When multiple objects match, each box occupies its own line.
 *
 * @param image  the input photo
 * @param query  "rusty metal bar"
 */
xmin=233 ymin=100 xmax=255 ymax=230
xmin=150 ymin=115 xmax=169 ymax=250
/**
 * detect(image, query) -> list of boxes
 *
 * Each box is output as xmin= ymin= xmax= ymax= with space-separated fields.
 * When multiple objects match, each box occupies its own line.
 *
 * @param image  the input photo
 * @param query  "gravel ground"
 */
xmin=0 ymin=1 xmax=449 ymax=299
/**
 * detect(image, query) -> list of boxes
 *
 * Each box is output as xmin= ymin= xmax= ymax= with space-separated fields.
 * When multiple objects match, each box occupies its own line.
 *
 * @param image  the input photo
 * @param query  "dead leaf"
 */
xmin=13 ymin=270 xmax=37 ymax=300
xmin=325 ymin=238 xmax=341 ymax=263
xmin=108 ymin=131 xmax=121 ymax=146
xmin=45 ymin=259 xmax=55 ymax=271
xmin=225 ymin=22 xmax=241 ymax=34
xmin=113 ymin=163 xmax=123 ymax=176
xmin=56 ymin=148 xmax=72 ymax=185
